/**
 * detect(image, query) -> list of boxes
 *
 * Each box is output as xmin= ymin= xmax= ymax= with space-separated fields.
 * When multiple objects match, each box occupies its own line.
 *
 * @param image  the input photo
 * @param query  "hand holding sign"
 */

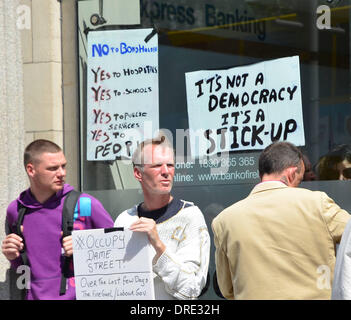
xmin=130 ymin=217 xmax=166 ymax=262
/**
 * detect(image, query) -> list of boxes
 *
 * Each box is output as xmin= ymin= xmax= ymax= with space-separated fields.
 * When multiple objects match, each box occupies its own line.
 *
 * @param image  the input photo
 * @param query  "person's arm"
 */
xmin=320 ymin=192 xmax=350 ymax=243
xmin=2 ymin=233 xmax=24 ymax=261
xmin=212 ymin=217 xmax=234 ymax=300
xmin=119 ymin=206 xmax=210 ymax=299
xmin=129 ymin=217 xmax=166 ymax=262
xmin=62 ymin=195 xmax=114 ymax=256
xmin=87 ymin=196 xmax=114 ymax=229
xmin=146 ymin=207 xmax=210 ymax=300
xmin=332 ymin=218 xmax=351 ymax=299
xmin=62 ymin=235 xmax=73 ymax=257
xmin=2 ymin=207 xmax=24 ymax=269
xmin=320 ymin=192 xmax=351 ymax=300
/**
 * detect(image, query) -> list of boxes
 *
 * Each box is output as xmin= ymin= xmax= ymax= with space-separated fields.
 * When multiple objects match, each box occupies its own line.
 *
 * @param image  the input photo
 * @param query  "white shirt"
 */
xmin=114 ymin=200 xmax=210 ymax=300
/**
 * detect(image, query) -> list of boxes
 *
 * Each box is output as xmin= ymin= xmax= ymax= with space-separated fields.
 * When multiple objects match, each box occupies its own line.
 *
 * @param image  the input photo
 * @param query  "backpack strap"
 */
xmin=14 ymin=203 xmax=30 ymax=267
xmin=62 ymin=190 xmax=81 ymax=238
xmin=10 ymin=203 xmax=30 ymax=300
xmin=60 ymin=190 xmax=81 ymax=296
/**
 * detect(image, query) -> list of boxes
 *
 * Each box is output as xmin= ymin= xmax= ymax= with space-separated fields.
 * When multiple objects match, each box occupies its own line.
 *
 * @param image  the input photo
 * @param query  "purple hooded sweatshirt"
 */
xmin=6 ymin=184 xmax=114 ymax=300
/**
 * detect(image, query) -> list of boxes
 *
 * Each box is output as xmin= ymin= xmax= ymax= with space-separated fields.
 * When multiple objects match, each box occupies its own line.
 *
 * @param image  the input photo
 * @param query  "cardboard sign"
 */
xmin=87 ymin=29 xmax=159 ymax=160
xmin=185 ymin=56 xmax=305 ymax=158
xmin=72 ymin=228 xmax=154 ymax=300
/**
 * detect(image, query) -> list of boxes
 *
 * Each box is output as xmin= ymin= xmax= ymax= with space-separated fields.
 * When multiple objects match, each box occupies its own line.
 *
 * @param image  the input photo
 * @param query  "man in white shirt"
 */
xmin=115 ymin=134 xmax=210 ymax=299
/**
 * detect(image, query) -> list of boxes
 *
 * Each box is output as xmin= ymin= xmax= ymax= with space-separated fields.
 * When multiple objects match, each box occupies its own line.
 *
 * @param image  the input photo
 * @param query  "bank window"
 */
xmin=78 ymin=0 xmax=351 ymax=299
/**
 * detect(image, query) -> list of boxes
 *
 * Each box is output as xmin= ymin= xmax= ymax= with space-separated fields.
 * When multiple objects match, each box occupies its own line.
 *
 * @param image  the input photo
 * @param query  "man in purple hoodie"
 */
xmin=1 ymin=139 xmax=114 ymax=299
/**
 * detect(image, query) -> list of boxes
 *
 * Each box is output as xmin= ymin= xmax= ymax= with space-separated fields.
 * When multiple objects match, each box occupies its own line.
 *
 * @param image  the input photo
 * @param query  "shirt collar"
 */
xmin=250 ymin=180 xmax=288 ymax=195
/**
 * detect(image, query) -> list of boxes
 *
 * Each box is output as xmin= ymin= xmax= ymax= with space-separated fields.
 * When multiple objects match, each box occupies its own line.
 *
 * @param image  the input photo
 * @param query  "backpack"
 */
xmin=13 ymin=190 xmax=90 ymax=297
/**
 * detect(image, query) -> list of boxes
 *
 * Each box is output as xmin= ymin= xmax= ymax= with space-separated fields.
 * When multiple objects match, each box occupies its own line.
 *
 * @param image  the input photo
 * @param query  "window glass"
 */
xmin=78 ymin=0 xmax=351 ymax=299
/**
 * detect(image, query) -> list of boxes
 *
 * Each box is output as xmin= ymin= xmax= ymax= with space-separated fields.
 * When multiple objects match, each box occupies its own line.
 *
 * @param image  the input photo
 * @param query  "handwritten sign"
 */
xmin=87 ymin=29 xmax=159 ymax=160
xmin=185 ymin=56 xmax=305 ymax=158
xmin=72 ymin=228 xmax=154 ymax=300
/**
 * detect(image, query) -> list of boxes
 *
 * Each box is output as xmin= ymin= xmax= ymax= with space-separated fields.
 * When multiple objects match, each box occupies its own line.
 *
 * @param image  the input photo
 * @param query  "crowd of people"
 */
xmin=2 ymin=137 xmax=351 ymax=300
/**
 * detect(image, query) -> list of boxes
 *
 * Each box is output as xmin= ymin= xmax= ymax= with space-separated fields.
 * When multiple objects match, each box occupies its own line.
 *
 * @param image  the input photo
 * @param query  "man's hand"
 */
xmin=2 ymin=233 xmax=24 ymax=261
xmin=130 ymin=217 xmax=166 ymax=261
xmin=62 ymin=234 xmax=73 ymax=257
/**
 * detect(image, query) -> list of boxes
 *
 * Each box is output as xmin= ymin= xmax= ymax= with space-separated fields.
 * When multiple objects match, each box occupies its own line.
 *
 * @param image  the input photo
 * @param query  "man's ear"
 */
xmin=133 ymin=166 xmax=143 ymax=182
xmin=286 ymin=166 xmax=298 ymax=186
xmin=26 ymin=163 xmax=35 ymax=178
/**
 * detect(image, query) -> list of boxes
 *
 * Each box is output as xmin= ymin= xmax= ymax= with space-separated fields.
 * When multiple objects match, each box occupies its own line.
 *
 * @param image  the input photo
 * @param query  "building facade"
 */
xmin=1 ymin=0 xmax=351 ymax=299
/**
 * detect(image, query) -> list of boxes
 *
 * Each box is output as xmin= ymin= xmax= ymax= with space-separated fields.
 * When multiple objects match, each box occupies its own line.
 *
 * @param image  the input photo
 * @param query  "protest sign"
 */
xmin=87 ymin=28 xmax=159 ymax=160
xmin=185 ymin=55 xmax=305 ymax=158
xmin=72 ymin=228 xmax=154 ymax=300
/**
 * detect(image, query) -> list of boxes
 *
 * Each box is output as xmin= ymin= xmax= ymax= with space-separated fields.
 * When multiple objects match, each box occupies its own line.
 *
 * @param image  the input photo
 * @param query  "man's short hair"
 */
xmin=24 ymin=139 xmax=62 ymax=167
xmin=132 ymin=133 xmax=174 ymax=168
xmin=259 ymin=141 xmax=303 ymax=178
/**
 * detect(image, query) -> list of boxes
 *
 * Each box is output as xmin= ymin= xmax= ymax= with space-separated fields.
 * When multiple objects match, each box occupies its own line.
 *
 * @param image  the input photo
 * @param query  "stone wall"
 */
xmin=0 ymin=0 xmax=27 ymax=300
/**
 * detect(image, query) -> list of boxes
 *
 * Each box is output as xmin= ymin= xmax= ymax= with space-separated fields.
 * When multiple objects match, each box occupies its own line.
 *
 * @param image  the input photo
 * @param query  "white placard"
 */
xmin=87 ymin=29 xmax=159 ymax=160
xmin=72 ymin=228 xmax=154 ymax=300
xmin=185 ymin=56 xmax=305 ymax=158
